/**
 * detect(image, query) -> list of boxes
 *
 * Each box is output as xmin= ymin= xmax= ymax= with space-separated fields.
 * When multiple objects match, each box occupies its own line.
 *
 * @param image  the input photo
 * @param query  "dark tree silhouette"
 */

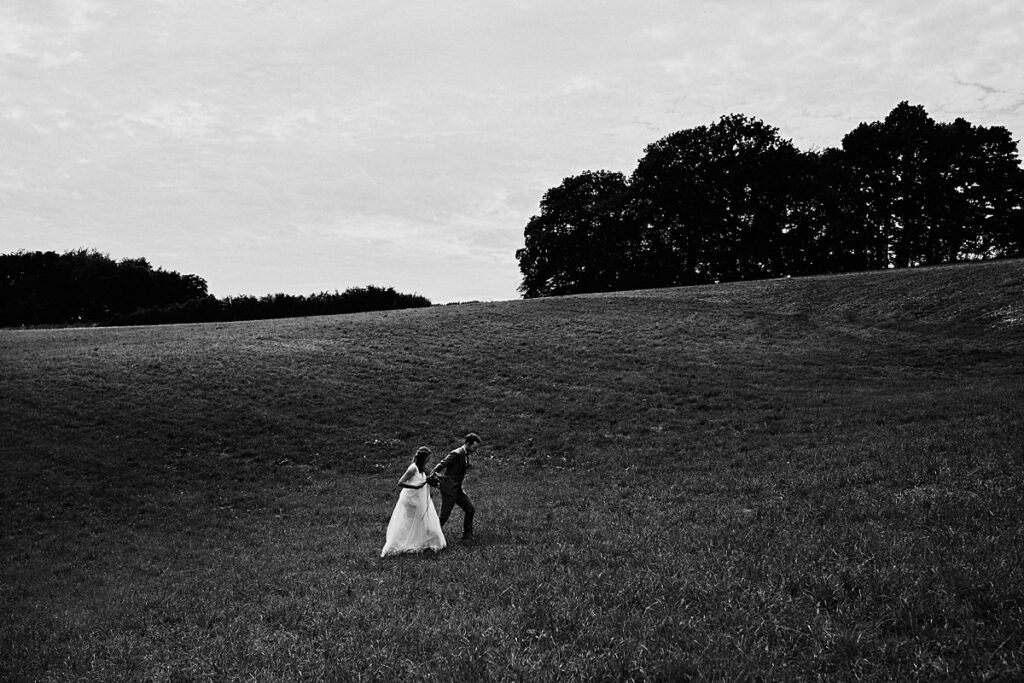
xmin=1 ymin=250 xmax=431 ymax=326
xmin=838 ymin=102 xmax=1024 ymax=268
xmin=110 ymin=285 xmax=431 ymax=325
xmin=517 ymin=103 xmax=1024 ymax=297
xmin=631 ymin=114 xmax=807 ymax=285
xmin=0 ymin=250 xmax=208 ymax=326
xmin=516 ymin=170 xmax=633 ymax=298
xmin=959 ymin=121 xmax=1024 ymax=258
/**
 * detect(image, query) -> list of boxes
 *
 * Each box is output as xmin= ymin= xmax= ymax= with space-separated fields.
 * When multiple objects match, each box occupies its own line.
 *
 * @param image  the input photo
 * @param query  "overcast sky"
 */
xmin=3 ymin=1 xmax=1022 ymax=303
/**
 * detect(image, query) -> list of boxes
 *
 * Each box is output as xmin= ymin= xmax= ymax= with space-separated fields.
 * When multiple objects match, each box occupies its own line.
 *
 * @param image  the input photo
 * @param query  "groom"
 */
xmin=428 ymin=433 xmax=481 ymax=541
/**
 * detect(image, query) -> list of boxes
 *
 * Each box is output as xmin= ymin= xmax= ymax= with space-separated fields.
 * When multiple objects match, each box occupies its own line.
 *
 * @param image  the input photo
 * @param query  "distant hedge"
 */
xmin=1 ymin=250 xmax=432 ymax=327
xmin=110 ymin=286 xmax=432 ymax=326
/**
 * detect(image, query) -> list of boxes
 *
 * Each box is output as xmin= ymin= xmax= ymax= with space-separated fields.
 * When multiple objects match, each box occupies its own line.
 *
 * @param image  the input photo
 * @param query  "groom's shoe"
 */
xmin=461 ymin=534 xmax=474 ymax=543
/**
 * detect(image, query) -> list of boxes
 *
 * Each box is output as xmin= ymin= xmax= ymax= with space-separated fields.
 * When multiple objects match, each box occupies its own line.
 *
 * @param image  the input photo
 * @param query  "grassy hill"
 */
xmin=2 ymin=259 xmax=1022 ymax=681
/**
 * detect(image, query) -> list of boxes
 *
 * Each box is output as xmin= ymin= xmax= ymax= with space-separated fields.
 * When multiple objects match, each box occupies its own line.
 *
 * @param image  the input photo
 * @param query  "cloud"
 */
xmin=563 ymin=75 xmax=609 ymax=95
xmin=0 ymin=0 xmax=105 ymax=64
xmin=113 ymin=101 xmax=225 ymax=138
xmin=3 ymin=107 xmax=27 ymax=121
xmin=618 ymin=1 xmax=1024 ymax=148
xmin=634 ymin=25 xmax=678 ymax=44
xmin=38 ymin=50 xmax=85 ymax=69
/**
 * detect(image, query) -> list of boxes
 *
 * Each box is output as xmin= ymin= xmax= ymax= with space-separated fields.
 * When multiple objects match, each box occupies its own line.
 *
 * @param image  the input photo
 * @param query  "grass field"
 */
xmin=2 ymin=259 xmax=1023 ymax=681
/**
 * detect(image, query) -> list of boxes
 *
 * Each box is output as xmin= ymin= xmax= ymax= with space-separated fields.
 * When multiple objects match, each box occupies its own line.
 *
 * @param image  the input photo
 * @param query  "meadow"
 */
xmin=2 ymin=259 xmax=1022 ymax=681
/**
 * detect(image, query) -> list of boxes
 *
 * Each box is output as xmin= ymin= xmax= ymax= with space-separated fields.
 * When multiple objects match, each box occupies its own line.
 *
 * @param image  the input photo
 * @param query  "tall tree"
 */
xmin=841 ymin=118 xmax=901 ymax=269
xmin=516 ymin=170 xmax=633 ymax=298
xmin=629 ymin=114 xmax=806 ymax=285
xmin=840 ymin=102 xmax=1024 ymax=267
xmin=961 ymin=122 xmax=1024 ymax=258
xmin=777 ymin=149 xmax=843 ymax=276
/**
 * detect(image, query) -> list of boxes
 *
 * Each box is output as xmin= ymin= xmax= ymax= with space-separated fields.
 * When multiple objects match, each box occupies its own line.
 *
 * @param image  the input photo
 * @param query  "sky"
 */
xmin=2 ymin=1 xmax=1022 ymax=303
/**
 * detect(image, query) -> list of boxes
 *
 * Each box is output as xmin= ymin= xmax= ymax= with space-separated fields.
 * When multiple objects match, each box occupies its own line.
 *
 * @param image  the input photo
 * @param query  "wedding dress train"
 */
xmin=381 ymin=467 xmax=446 ymax=557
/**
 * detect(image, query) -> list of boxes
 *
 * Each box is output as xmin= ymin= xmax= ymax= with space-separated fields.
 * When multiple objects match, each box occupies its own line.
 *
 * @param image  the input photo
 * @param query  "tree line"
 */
xmin=516 ymin=102 xmax=1024 ymax=297
xmin=116 ymin=286 xmax=432 ymax=326
xmin=1 ymin=249 xmax=431 ymax=327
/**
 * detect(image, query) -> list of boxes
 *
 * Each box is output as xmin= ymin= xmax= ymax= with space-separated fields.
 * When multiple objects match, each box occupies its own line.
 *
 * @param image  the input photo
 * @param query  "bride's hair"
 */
xmin=414 ymin=446 xmax=432 ymax=470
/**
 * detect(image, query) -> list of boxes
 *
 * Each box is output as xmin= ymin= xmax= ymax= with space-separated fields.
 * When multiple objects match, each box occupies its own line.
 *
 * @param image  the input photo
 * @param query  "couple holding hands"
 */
xmin=380 ymin=433 xmax=481 ymax=557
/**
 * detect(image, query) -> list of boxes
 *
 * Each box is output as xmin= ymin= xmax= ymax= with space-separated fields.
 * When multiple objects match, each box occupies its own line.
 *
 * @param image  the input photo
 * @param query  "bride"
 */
xmin=381 ymin=446 xmax=446 ymax=557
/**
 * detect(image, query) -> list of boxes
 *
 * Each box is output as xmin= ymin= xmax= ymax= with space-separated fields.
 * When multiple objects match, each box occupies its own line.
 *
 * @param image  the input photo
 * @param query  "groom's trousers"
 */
xmin=438 ymin=482 xmax=474 ymax=538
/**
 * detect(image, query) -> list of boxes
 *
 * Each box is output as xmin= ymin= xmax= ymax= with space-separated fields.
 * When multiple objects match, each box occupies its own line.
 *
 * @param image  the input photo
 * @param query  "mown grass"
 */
xmin=2 ymin=260 xmax=1023 ymax=681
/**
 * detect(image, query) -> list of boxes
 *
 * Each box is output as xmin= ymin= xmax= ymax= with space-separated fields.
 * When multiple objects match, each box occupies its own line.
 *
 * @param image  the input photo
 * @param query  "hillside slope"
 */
xmin=2 ymin=258 xmax=1022 ymax=680
xmin=5 ymin=259 xmax=1020 ymax=470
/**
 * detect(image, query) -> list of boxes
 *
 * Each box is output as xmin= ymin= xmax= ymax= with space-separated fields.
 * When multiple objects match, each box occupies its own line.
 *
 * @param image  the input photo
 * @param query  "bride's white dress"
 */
xmin=381 ymin=466 xmax=446 ymax=557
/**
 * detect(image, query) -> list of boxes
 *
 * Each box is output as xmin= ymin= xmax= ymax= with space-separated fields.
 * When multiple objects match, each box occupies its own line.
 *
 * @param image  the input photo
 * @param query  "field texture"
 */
xmin=2 ymin=260 xmax=1023 ymax=681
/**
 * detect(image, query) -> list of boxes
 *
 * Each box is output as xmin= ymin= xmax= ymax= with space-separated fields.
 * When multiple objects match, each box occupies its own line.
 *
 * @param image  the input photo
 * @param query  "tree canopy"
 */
xmin=517 ymin=170 xmax=633 ymax=298
xmin=517 ymin=103 xmax=1024 ymax=297
xmin=0 ymin=250 xmax=432 ymax=327
xmin=1 ymin=249 xmax=208 ymax=326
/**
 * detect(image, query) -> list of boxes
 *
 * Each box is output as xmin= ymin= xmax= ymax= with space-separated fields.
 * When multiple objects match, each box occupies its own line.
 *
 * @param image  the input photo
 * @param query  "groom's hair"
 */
xmin=465 ymin=433 xmax=481 ymax=446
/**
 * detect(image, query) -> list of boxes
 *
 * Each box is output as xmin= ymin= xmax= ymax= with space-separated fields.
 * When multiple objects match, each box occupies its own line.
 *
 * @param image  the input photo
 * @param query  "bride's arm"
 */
xmin=397 ymin=464 xmax=426 ymax=489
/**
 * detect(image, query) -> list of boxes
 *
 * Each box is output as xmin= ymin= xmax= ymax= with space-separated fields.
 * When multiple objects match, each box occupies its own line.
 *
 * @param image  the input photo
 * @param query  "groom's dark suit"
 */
xmin=430 ymin=444 xmax=475 ymax=539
